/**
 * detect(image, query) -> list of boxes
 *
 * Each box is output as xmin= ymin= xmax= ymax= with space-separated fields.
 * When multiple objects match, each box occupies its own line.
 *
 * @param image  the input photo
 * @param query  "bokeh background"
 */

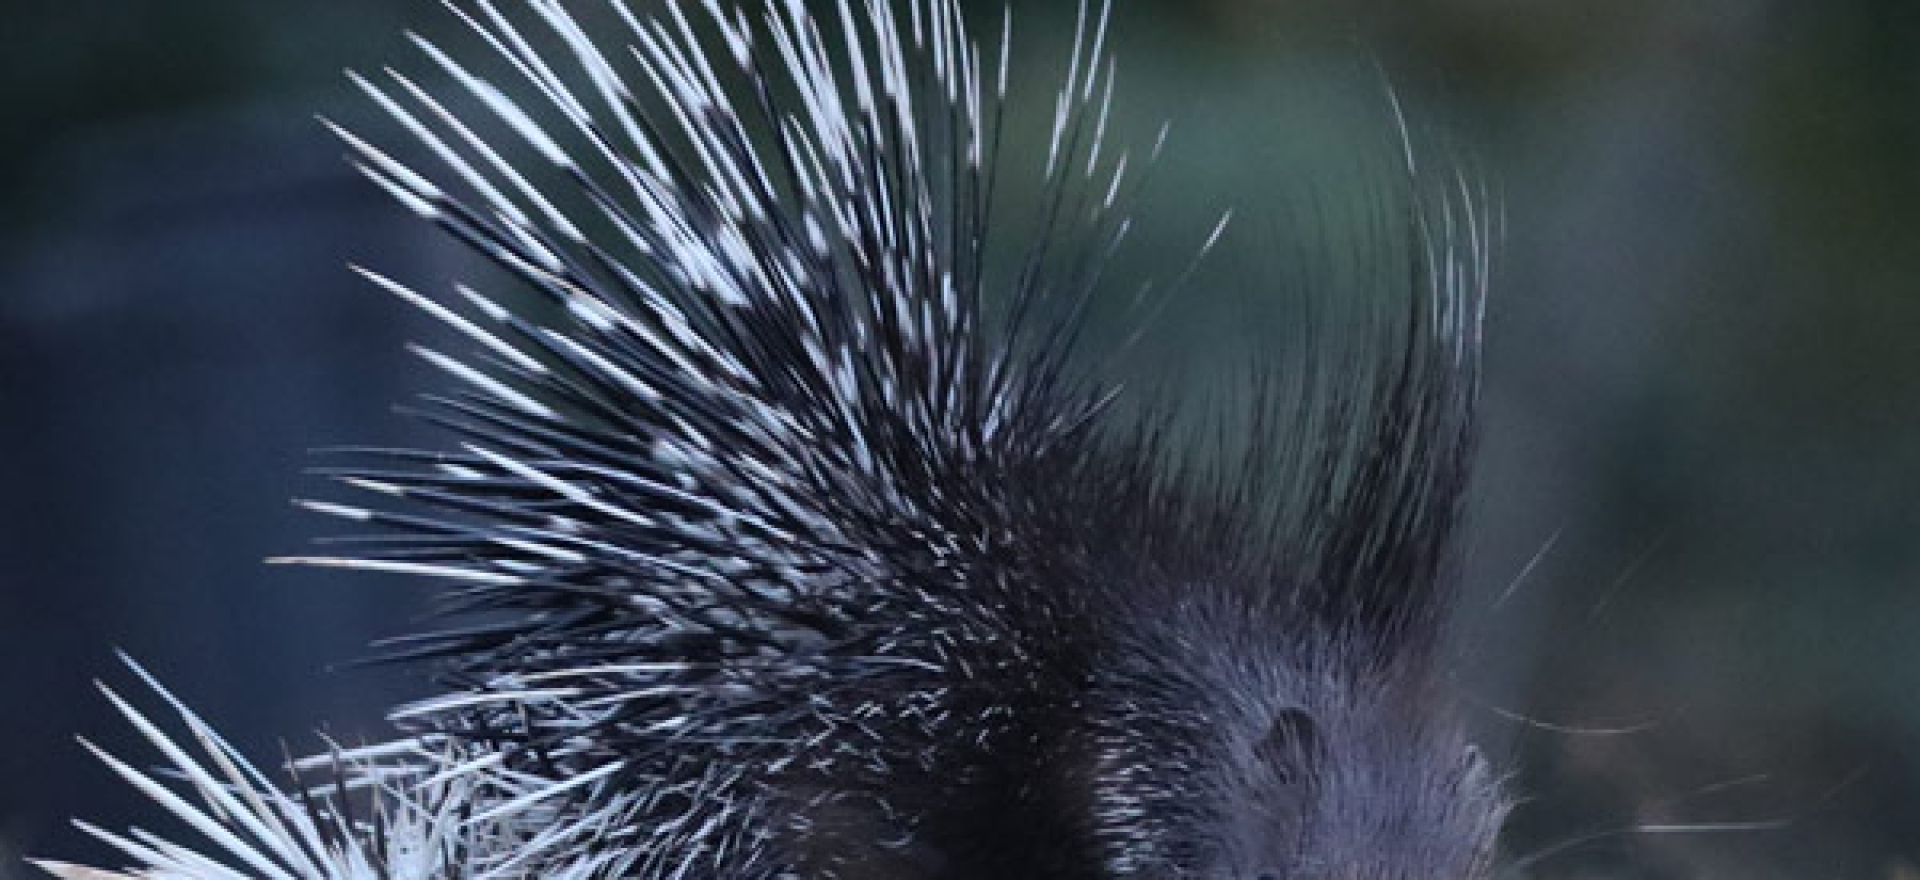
xmin=2 ymin=0 xmax=1916 ymax=877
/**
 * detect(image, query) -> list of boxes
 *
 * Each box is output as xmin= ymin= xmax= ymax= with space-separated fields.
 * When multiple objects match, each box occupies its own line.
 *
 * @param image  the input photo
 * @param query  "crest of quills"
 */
xmin=35 ymin=0 xmax=1509 ymax=877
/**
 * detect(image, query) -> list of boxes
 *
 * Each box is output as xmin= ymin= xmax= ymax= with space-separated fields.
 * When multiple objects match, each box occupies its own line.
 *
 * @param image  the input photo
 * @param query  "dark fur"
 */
xmin=307 ymin=0 xmax=1509 ymax=876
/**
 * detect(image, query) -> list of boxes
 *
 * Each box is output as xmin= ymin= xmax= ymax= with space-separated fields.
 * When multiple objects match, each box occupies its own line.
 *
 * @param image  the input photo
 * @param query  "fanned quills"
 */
xmin=40 ymin=0 xmax=1508 ymax=877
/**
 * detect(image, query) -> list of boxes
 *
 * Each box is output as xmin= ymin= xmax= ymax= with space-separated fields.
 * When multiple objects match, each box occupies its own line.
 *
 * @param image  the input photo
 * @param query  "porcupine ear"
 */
xmin=1253 ymin=707 xmax=1322 ymax=786
xmin=1281 ymin=107 xmax=1489 ymax=662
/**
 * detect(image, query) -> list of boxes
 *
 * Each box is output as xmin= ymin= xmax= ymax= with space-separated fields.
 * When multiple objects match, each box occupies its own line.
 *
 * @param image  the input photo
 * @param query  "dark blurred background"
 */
xmin=2 ymin=1 xmax=1916 ymax=877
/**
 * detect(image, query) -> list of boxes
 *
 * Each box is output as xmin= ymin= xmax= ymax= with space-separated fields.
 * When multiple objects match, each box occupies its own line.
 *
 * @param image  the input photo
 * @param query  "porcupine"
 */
xmin=34 ymin=0 xmax=1508 ymax=877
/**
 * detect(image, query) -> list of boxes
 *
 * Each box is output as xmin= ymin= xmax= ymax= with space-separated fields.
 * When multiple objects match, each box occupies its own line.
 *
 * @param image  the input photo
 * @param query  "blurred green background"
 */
xmin=2 ymin=1 xmax=1917 ymax=877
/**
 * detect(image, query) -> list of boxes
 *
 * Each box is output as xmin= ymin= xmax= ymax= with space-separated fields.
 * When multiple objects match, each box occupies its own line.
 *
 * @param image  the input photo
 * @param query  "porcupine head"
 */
xmin=35 ymin=0 xmax=1510 ymax=877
